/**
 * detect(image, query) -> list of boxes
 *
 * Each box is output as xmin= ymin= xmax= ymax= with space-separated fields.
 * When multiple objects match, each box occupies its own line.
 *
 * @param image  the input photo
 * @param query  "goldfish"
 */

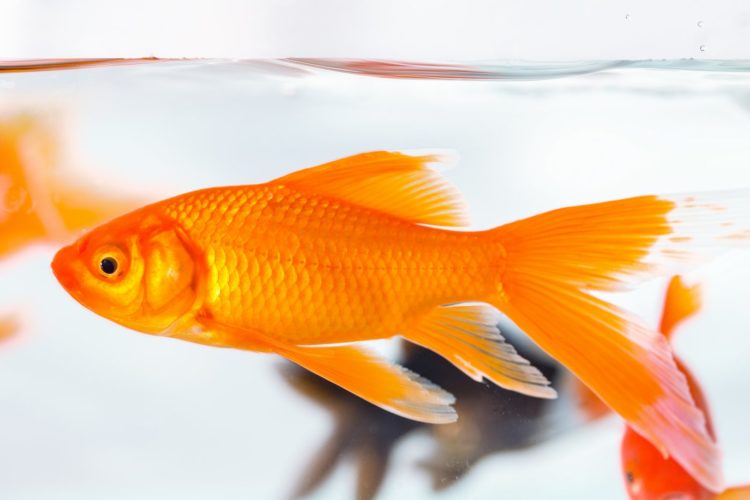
xmin=51 ymin=150 xmax=750 ymax=492
xmin=622 ymin=276 xmax=750 ymax=500
xmin=0 ymin=113 xmax=138 ymax=259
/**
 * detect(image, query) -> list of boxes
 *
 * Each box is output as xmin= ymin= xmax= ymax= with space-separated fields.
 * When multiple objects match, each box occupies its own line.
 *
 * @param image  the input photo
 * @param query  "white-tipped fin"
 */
xmin=403 ymin=303 xmax=557 ymax=399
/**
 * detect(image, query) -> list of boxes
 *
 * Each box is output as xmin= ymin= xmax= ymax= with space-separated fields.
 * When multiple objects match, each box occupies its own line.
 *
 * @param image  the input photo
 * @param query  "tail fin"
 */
xmin=660 ymin=275 xmax=702 ymax=339
xmin=487 ymin=192 xmax=748 ymax=493
xmin=572 ymin=274 xmax=702 ymax=421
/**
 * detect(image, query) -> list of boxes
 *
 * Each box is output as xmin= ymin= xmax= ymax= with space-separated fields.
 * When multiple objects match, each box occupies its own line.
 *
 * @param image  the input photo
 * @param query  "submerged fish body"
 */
xmin=622 ymin=277 xmax=750 ymax=500
xmin=52 ymin=150 xmax=750 ymax=492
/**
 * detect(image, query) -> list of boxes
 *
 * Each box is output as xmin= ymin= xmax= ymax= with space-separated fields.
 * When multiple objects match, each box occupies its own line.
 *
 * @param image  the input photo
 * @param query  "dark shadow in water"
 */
xmin=281 ymin=328 xmax=580 ymax=500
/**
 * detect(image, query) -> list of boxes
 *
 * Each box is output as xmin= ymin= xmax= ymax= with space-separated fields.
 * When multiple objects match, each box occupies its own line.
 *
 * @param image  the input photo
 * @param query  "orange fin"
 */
xmin=719 ymin=486 xmax=750 ymax=500
xmin=277 ymin=343 xmax=457 ymax=424
xmin=402 ymin=303 xmax=556 ymax=398
xmin=194 ymin=316 xmax=456 ymax=424
xmin=493 ymin=192 xmax=750 ymax=292
xmin=271 ymin=150 xmax=469 ymax=227
xmin=490 ymin=194 xmax=725 ymax=492
xmin=570 ymin=274 xmax=702 ymax=420
xmin=659 ymin=275 xmax=702 ymax=339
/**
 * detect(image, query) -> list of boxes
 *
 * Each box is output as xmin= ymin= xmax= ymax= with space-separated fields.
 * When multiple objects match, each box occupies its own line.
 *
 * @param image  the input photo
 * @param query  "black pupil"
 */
xmin=100 ymin=257 xmax=118 ymax=275
xmin=625 ymin=471 xmax=634 ymax=484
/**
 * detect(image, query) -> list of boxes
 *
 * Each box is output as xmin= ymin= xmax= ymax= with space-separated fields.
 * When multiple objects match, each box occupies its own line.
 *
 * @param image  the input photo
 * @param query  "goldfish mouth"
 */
xmin=51 ymin=245 xmax=81 ymax=296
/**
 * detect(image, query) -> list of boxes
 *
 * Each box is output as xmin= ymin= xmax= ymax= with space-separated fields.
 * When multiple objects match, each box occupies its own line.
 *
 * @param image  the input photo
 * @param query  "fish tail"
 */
xmin=568 ymin=274 xmax=703 ymax=422
xmin=659 ymin=275 xmax=702 ymax=339
xmin=485 ymin=191 xmax=750 ymax=493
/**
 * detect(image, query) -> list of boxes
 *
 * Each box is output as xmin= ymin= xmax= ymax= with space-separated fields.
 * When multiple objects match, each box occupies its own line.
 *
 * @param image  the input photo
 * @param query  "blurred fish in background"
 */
xmin=0 ymin=113 xmax=139 ymax=258
xmin=621 ymin=276 xmax=750 ymax=500
xmin=283 ymin=321 xmax=596 ymax=500
xmin=0 ymin=112 xmax=141 ymax=334
xmin=0 ymin=314 xmax=18 ymax=342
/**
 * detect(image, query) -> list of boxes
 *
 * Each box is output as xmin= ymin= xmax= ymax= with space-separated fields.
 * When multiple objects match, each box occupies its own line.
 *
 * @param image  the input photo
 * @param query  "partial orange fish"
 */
xmin=622 ymin=276 xmax=750 ymax=500
xmin=0 ymin=315 xmax=18 ymax=342
xmin=51 ymin=151 xmax=750 ymax=492
xmin=0 ymin=113 xmax=137 ymax=259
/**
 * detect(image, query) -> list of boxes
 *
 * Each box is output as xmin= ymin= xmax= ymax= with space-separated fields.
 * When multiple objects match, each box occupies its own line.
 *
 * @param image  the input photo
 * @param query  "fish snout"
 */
xmin=51 ymin=244 xmax=80 ymax=293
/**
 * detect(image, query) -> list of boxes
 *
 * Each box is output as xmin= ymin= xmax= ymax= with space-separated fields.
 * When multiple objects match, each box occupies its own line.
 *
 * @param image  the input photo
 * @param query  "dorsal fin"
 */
xmin=271 ymin=151 xmax=469 ymax=227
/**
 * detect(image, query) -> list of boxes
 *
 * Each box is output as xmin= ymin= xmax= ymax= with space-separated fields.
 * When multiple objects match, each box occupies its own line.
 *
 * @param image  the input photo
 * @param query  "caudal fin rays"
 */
xmin=491 ymin=192 xmax=734 ymax=492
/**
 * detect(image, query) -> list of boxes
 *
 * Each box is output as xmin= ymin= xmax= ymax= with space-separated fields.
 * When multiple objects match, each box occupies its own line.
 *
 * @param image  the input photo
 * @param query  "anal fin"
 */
xmin=278 ymin=343 xmax=457 ymax=424
xmin=195 ymin=314 xmax=457 ymax=424
xmin=402 ymin=304 xmax=557 ymax=399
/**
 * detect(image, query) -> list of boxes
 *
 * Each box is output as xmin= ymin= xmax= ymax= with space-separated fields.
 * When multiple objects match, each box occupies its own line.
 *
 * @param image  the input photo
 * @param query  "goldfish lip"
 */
xmin=51 ymin=245 xmax=80 ymax=294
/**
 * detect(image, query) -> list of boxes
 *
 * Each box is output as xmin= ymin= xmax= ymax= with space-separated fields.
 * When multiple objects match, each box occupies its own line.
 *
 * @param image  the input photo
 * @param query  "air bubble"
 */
xmin=697 ymin=20 xmax=703 ymax=28
xmin=625 ymin=14 xmax=631 ymax=20
xmin=699 ymin=45 xmax=706 ymax=52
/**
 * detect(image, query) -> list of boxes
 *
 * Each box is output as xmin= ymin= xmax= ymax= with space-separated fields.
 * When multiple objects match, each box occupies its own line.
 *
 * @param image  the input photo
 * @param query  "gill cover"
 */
xmin=139 ymin=222 xmax=198 ymax=332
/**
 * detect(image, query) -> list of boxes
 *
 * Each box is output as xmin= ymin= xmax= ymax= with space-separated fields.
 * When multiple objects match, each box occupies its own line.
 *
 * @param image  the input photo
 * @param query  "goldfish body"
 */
xmin=52 ymin=151 xmax=750 ymax=492
xmin=622 ymin=276 xmax=750 ymax=500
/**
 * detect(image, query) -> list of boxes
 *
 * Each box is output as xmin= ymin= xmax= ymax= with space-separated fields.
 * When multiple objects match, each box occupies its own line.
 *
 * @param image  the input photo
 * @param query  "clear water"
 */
xmin=1 ymin=59 xmax=749 ymax=499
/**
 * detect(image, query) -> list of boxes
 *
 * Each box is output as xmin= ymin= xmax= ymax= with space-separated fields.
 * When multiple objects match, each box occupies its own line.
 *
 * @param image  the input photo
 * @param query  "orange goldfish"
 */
xmin=51 ymin=151 xmax=750 ymax=492
xmin=0 ymin=113 xmax=137 ymax=259
xmin=622 ymin=276 xmax=750 ymax=500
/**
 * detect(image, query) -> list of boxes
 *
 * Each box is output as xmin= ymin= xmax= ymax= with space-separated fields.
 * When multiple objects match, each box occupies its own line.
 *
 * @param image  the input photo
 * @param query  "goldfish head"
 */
xmin=51 ymin=211 xmax=200 ymax=334
xmin=621 ymin=426 xmax=710 ymax=500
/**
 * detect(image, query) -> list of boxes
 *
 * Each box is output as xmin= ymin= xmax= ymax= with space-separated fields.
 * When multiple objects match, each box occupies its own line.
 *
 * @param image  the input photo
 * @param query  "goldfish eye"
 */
xmin=625 ymin=471 xmax=634 ymax=484
xmin=100 ymin=257 xmax=118 ymax=275
xmin=91 ymin=244 xmax=129 ymax=280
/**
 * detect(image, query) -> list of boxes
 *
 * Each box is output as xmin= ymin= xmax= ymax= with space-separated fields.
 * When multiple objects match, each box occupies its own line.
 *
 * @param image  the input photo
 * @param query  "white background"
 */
xmin=1 ymin=0 xmax=750 ymax=59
